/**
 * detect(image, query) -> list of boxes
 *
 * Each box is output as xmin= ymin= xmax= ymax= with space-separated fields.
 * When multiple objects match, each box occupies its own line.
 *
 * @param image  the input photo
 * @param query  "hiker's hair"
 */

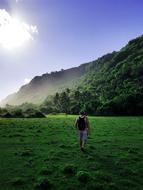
xmin=80 ymin=111 xmax=85 ymax=116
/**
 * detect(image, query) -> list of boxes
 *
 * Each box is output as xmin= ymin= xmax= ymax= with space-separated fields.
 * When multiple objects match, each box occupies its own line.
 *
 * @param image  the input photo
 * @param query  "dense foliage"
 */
xmin=41 ymin=35 xmax=143 ymax=115
xmin=0 ymin=103 xmax=45 ymax=118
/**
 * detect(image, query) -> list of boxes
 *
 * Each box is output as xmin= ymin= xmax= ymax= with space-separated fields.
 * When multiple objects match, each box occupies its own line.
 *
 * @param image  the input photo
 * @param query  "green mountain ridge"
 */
xmin=41 ymin=35 xmax=143 ymax=115
xmin=1 ymin=35 xmax=143 ymax=115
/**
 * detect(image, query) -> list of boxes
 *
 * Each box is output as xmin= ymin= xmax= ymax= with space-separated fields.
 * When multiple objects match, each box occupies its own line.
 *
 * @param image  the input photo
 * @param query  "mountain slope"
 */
xmin=41 ymin=35 xmax=143 ymax=115
xmin=1 ymin=35 xmax=143 ymax=115
xmin=1 ymin=63 xmax=90 ymax=106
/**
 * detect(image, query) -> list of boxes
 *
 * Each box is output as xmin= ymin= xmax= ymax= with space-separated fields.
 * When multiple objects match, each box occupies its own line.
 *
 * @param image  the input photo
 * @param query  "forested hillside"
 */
xmin=41 ymin=35 xmax=143 ymax=115
xmin=1 ymin=35 xmax=143 ymax=115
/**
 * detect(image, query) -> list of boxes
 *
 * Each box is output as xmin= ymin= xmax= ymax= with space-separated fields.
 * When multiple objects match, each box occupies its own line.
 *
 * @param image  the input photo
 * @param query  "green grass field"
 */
xmin=0 ymin=115 xmax=143 ymax=190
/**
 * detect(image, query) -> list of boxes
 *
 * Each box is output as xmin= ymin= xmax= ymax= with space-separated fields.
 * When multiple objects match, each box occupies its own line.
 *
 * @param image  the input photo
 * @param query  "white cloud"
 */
xmin=0 ymin=9 xmax=38 ymax=49
xmin=24 ymin=78 xmax=31 ymax=84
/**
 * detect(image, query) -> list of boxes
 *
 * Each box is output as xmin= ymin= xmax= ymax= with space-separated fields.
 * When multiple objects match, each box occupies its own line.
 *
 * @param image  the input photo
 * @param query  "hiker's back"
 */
xmin=77 ymin=116 xmax=86 ymax=130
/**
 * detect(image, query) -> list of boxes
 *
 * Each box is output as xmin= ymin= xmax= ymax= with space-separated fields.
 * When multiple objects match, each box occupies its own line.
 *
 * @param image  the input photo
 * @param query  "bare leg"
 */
xmin=80 ymin=139 xmax=82 ymax=149
xmin=83 ymin=139 xmax=87 ymax=148
xmin=82 ymin=140 xmax=85 ymax=148
xmin=82 ymin=131 xmax=87 ymax=149
xmin=80 ymin=139 xmax=85 ymax=152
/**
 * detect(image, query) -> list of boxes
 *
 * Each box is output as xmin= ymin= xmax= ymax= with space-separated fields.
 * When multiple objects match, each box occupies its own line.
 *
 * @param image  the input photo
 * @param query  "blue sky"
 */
xmin=0 ymin=0 xmax=143 ymax=101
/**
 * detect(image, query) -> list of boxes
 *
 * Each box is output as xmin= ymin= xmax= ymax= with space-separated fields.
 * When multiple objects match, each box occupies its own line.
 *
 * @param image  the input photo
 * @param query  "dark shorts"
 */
xmin=78 ymin=130 xmax=87 ymax=140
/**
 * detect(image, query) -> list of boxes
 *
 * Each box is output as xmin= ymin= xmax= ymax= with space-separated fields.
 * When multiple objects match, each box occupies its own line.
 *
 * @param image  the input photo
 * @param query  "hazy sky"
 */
xmin=0 ymin=0 xmax=143 ymax=101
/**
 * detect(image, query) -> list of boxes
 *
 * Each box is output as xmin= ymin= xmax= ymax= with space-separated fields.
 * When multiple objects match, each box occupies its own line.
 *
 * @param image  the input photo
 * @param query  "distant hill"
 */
xmin=1 ymin=64 xmax=90 ymax=106
xmin=1 ymin=35 xmax=143 ymax=115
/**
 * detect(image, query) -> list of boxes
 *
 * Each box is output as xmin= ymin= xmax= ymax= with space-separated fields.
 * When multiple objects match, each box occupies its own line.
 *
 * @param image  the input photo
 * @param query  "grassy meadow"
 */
xmin=0 ymin=115 xmax=143 ymax=190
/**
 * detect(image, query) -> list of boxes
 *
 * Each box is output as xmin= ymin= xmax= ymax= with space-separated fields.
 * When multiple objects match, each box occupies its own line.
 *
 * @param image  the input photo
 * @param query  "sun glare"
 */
xmin=0 ymin=9 xmax=38 ymax=50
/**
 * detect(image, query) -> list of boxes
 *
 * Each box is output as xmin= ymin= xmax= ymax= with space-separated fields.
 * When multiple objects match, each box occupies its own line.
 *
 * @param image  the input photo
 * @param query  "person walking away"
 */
xmin=75 ymin=111 xmax=90 ymax=152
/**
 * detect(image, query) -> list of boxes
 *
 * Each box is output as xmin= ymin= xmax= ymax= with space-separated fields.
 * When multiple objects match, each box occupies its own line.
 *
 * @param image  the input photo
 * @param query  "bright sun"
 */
xmin=0 ymin=9 xmax=38 ymax=50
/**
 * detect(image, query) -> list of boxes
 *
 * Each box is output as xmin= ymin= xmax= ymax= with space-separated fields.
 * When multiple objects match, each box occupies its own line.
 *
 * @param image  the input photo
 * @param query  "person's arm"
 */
xmin=75 ymin=118 xmax=78 ymax=130
xmin=86 ymin=117 xmax=90 ymax=134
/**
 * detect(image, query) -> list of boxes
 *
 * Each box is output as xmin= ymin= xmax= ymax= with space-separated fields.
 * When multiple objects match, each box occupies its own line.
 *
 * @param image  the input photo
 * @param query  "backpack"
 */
xmin=77 ymin=116 xmax=86 ymax=130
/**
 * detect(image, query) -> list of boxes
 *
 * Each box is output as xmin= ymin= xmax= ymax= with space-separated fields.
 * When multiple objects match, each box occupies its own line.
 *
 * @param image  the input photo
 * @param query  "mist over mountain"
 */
xmin=1 ymin=64 xmax=89 ymax=106
xmin=1 ymin=35 xmax=143 ymax=115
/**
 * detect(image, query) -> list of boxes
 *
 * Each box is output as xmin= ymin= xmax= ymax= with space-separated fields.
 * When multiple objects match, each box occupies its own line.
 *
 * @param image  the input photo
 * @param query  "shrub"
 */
xmin=39 ymin=167 xmax=52 ymax=175
xmin=11 ymin=109 xmax=24 ymax=118
xmin=12 ymin=177 xmax=24 ymax=186
xmin=94 ymin=170 xmax=112 ymax=182
xmin=25 ymin=111 xmax=46 ymax=118
xmin=1 ymin=112 xmax=13 ymax=118
xmin=21 ymin=149 xmax=33 ymax=156
xmin=34 ymin=177 xmax=52 ymax=190
xmin=76 ymin=171 xmax=91 ymax=183
xmin=63 ymin=164 xmax=77 ymax=175
xmin=87 ymin=182 xmax=105 ymax=190
xmin=106 ymin=183 xmax=119 ymax=190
